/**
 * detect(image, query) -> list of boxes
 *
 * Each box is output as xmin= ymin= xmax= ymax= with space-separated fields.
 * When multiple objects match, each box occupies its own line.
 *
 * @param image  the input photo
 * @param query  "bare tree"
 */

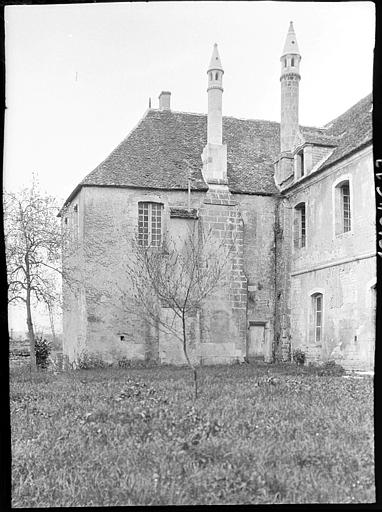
xmin=4 ymin=177 xmax=62 ymax=370
xmin=125 ymin=223 xmax=234 ymax=399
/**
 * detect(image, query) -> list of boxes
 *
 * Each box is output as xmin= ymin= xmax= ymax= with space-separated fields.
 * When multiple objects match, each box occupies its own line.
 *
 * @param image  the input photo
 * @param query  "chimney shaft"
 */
xmin=159 ymin=91 xmax=171 ymax=111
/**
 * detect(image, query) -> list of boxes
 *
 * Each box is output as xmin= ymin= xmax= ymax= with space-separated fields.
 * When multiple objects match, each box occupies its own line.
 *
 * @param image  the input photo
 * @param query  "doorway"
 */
xmin=247 ymin=322 xmax=267 ymax=360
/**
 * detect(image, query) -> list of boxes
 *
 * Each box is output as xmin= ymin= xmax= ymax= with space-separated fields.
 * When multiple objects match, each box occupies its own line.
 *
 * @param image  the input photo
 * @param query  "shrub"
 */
xmin=118 ymin=356 xmax=130 ymax=368
xmin=35 ymin=336 xmax=51 ymax=369
xmin=319 ymin=360 xmax=345 ymax=376
xmin=77 ymin=351 xmax=108 ymax=370
xmin=292 ymin=348 xmax=306 ymax=366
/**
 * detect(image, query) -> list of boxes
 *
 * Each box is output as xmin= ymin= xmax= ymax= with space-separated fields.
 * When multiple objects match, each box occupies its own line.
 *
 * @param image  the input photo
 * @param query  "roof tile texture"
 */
xmin=79 ymin=93 xmax=372 ymax=196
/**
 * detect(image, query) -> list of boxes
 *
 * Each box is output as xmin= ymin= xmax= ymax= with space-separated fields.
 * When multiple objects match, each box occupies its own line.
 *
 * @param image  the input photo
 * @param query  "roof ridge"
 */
xmin=152 ymin=108 xmax=281 ymax=125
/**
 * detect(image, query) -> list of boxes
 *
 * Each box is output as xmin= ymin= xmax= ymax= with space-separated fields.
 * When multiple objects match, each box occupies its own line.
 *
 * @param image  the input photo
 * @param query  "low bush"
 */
xmin=35 ymin=337 xmax=51 ymax=370
xmin=292 ymin=348 xmax=306 ymax=366
xmin=319 ymin=360 xmax=346 ymax=376
xmin=77 ymin=351 xmax=109 ymax=370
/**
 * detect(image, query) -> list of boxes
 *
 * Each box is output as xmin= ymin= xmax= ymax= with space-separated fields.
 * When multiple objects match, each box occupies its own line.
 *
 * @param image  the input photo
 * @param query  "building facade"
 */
xmin=60 ymin=23 xmax=375 ymax=370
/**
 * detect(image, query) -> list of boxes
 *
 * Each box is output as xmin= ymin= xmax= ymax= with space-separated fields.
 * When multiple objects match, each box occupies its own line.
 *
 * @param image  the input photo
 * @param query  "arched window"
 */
xmin=138 ymin=202 xmax=164 ymax=247
xmin=294 ymin=202 xmax=306 ymax=249
xmin=334 ymin=179 xmax=351 ymax=235
xmin=209 ymin=72 xmax=212 ymax=81
xmin=284 ymin=58 xmax=287 ymax=68
xmin=215 ymin=72 xmax=219 ymax=80
xmin=291 ymin=57 xmax=295 ymax=67
xmin=312 ymin=293 xmax=323 ymax=343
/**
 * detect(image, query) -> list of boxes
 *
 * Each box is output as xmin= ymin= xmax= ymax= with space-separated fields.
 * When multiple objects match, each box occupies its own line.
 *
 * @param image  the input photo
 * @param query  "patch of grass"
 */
xmin=10 ymin=363 xmax=374 ymax=506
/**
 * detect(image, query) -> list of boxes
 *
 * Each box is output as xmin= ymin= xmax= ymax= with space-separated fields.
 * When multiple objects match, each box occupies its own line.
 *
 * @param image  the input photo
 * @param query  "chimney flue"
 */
xmin=159 ymin=91 xmax=171 ymax=111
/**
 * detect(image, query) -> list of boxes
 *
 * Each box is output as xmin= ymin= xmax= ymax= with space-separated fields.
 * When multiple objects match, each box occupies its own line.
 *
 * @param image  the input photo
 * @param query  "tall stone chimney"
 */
xmin=275 ymin=21 xmax=302 ymax=186
xmin=159 ymin=91 xmax=171 ymax=111
xmin=280 ymin=21 xmax=301 ymax=153
xmin=201 ymin=44 xmax=227 ymax=185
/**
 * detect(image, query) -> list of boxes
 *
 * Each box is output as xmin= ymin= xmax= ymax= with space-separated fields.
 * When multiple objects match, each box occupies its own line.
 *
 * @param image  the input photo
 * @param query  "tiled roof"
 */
xmin=81 ymin=111 xmax=281 ymax=195
xmin=299 ymin=128 xmax=340 ymax=147
xmin=320 ymin=93 xmax=372 ymax=168
xmin=68 ymin=93 xmax=371 ymax=203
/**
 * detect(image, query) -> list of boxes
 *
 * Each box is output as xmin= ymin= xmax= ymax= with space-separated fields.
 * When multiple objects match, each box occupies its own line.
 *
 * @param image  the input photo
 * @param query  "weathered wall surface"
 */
xmin=290 ymin=258 xmax=375 ymax=369
xmin=80 ymin=187 xmax=207 ymax=364
xmin=62 ymin=188 xmax=87 ymax=364
xmin=198 ymin=187 xmax=247 ymax=364
xmin=234 ymin=193 xmax=278 ymax=361
xmin=277 ymin=146 xmax=375 ymax=369
xmin=62 ymin=184 xmax=278 ymax=365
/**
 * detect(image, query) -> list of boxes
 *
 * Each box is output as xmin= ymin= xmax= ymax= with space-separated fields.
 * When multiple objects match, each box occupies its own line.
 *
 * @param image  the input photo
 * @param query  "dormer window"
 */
xmin=295 ymin=149 xmax=305 ymax=178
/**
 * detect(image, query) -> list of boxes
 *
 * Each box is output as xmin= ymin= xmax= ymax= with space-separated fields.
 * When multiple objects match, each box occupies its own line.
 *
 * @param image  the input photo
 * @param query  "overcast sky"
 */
xmin=4 ymin=1 xmax=375 ymax=332
xmin=4 ymin=1 xmax=374 ymax=202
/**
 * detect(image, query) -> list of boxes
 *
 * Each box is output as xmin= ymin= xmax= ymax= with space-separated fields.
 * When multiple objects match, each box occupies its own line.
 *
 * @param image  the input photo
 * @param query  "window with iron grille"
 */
xmin=138 ymin=202 xmax=163 ymax=247
xmin=294 ymin=203 xmax=306 ymax=249
xmin=313 ymin=293 xmax=323 ymax=343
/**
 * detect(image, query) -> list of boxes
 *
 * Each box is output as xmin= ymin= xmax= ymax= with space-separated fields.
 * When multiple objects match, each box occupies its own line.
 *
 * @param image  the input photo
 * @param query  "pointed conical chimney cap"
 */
xmin=208 ymin=43 xmax=224 ymax=72
xmin=282 ymin=21 xmax=300 ymax=56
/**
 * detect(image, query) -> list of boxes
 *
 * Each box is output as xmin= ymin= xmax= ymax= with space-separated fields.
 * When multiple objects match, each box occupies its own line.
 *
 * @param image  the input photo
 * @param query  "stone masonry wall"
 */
xmin=62 ymin=184 xmax=278 ymax=365
xmin=235 ymin=193 xmax=278 ymax=361
xmin=276 ymin=145 xmax=375 ymax=369
xmin=62 ymin=189 xmax=87 ymax=364
xmin=198 ymin=186 xmax=247 ymax=363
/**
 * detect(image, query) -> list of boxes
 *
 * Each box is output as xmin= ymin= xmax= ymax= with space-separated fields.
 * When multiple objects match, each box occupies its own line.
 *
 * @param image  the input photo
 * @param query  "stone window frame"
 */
xmin=137 ymin=201 xmax=164 ymax=247
xmin=293 ymin=144 xmax=305 ymax=180
xmin=293 ymin=201 xmax=307 ymax=250
xmin=308 ymin=288 xmax=325 ymax=345
xmin=332 ymin=174 xmax=353 ymax=238
xmin=136 ymin=191 xmax=169 ymax=247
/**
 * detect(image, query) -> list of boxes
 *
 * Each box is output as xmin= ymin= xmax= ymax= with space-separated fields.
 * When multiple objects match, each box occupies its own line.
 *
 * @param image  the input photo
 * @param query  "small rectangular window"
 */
xmin=138 ymin=202 xmax=163 ymax=247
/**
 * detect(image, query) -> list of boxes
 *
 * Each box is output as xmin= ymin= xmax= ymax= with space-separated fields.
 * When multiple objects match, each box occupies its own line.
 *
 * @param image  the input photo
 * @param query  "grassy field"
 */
xmin=10 ymin=362 xmax=375 ymax=506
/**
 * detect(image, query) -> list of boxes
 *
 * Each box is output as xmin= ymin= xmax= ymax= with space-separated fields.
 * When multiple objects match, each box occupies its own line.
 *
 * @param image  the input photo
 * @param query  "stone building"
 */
xmin=60 ymin=23 xmax=375 ymax=370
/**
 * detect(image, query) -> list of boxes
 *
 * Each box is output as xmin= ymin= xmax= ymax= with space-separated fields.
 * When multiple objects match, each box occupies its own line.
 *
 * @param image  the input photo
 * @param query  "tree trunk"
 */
xmin=26 ymin=291 xmax=36 ymax=371
xmin=182 ymin=311 xmax=198 ymax=400
xmin=48 ymin=302 xmax=56 ymax=346
xmin=25 ymin=257 xmax=36 ymax=371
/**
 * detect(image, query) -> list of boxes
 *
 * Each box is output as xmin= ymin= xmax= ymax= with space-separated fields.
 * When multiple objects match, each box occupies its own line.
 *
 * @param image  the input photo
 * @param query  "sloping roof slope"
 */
xmin=68 ymin=93 xmax=371 ymax=203
xmin=81 ymin=111 xmax=281 ymax=195
xmin=321 ymin=93 xmax=372 ymax=168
